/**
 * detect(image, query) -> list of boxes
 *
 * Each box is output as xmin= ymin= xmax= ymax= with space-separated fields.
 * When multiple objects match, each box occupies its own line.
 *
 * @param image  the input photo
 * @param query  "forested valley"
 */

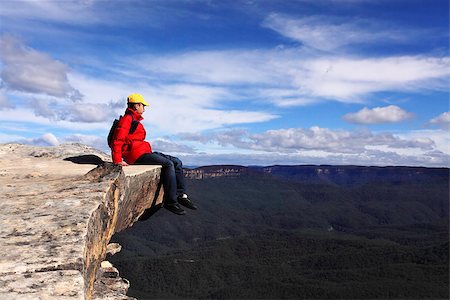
xmin=110 ymin=166 xmax=449 ymax=299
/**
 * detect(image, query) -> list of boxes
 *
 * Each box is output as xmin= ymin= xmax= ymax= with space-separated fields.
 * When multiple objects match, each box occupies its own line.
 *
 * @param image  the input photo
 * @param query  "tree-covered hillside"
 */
xmin=110 ymin=166 xmax=449 ymax=299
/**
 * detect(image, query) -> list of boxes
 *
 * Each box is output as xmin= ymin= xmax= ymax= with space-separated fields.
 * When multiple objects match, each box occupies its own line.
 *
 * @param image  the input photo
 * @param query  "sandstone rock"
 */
xmin=92 ymin=260 xmax=135 ymax=300
xmin=106 ymin=243 xmax=122 ymax=256
xmin=0 ymin=143 xmax=163 ymax=299
xmin=101 ymin=261 xmax=114 ymax=269
xmin=0 ymin=270 xmax=85 ymax=299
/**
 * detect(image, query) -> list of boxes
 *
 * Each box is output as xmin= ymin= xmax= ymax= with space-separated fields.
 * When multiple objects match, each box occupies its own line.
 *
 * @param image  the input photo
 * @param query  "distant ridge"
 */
xmin=185 ymin=164 xmax=449 ymax=185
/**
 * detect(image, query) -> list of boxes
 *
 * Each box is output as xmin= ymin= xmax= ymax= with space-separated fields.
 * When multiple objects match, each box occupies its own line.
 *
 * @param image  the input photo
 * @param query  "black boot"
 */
xmin=178 ymin=194 xmax=197 ymax=210
xmin=163 ymin=202 xmax=186 ymax=215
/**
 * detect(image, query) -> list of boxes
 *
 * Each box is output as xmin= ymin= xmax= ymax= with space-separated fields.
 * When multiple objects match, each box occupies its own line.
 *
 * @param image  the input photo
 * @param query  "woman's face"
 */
xmin=134 ymin=103 xmax=145 ymax=115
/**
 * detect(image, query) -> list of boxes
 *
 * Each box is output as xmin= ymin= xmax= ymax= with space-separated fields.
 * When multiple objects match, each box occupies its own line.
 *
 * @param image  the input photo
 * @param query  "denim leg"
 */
xmin=153 ymin=152 xmax=186 ymax=195
xmin=135 ymin=153 xmax=177 ymax=204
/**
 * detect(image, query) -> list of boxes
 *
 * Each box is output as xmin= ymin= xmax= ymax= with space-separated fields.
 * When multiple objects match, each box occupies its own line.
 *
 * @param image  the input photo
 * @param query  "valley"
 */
xmin=110 ymin=165 xmax=449 ymax=299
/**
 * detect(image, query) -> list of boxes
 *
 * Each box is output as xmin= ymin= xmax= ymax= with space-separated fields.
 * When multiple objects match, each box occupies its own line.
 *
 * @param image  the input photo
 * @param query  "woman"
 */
xmin=111 ymin=93 xmax=197 ymax=215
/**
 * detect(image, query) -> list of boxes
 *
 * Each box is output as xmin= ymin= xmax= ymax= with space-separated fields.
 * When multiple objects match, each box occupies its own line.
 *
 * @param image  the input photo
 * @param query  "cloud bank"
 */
xmin=178 ymin=127 xmax=448 ymax=167
xmin=180 ymin=127 xmax=435 ymax=154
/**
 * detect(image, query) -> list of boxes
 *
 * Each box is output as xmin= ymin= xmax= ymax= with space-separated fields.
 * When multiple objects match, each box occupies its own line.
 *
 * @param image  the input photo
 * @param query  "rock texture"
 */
xmin=92 ymin=260 xmax=134 ymax=300
xmin=0 ymin=143 xmax=163 ymax=299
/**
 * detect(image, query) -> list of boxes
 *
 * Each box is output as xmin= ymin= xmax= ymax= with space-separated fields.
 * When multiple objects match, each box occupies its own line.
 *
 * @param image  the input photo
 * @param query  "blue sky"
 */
xmin=0 ymin=0 xmax=448 ymax=167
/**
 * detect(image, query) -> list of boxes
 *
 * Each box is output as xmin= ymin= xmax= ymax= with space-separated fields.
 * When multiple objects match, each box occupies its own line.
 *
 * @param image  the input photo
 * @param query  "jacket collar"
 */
xmin=125 ymin=108 xmax=144 ymax=121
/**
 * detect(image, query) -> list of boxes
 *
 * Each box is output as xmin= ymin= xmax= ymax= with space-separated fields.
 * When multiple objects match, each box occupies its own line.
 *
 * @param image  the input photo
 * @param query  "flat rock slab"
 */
xmin=0 ymin=144 xmax=163 ymax=299
xmin=1 ymin=271 xmax=85 ymax=299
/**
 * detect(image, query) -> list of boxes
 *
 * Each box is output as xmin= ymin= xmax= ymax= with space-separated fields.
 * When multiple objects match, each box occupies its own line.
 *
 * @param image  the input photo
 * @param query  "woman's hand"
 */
xmin=116 ymin=161 xmax=129 ymax=166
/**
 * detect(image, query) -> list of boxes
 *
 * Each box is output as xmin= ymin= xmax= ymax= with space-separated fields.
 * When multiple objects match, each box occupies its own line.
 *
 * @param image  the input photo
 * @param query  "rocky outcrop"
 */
xmin=0 ymin=144 xmax=164 ymax=299
xmin=184 ymin=165 xmax=249 ymax=179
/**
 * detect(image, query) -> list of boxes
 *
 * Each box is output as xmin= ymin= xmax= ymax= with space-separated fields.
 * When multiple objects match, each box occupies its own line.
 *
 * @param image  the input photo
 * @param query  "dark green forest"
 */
xmin=110 ymin=166 xmax=449 ymax=299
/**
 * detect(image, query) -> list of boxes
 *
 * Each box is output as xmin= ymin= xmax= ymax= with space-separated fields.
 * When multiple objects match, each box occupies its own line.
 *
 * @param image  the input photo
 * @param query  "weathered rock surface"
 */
xmin=92 ymin=260 xmax=134 ymax=300
xmin=0 ymin=143 xmax=163 ymax=299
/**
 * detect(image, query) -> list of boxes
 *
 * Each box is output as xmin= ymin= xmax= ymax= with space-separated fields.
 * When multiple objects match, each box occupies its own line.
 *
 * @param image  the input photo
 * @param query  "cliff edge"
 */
xmin=0 ymin=143 xmax=163 ymax=299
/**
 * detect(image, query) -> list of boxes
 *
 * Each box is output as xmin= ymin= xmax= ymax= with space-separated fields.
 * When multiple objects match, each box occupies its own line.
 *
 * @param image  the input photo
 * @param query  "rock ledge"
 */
xmin=0 ymin=144 xmax=163 ymax=299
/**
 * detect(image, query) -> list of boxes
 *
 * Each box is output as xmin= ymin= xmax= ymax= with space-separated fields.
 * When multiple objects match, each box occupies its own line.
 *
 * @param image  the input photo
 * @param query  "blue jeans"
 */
xmin=135 ymin=152 xmax=186 ymax=204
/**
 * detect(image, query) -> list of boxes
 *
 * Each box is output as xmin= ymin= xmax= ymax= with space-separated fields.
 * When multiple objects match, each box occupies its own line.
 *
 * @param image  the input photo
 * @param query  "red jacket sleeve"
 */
xmin=111 ymin=115 xmax=132 ymax=164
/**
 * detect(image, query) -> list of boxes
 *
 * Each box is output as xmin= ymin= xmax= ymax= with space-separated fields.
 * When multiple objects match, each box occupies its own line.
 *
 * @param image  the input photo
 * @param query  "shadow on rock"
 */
xmin=138 ymin=178 xmax=163 ymax=221
xmin=64 ymin=154 xmax=105 ymax=165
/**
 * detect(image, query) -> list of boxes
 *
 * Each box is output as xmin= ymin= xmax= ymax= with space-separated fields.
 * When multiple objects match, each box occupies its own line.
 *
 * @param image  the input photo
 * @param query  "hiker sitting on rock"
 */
xmin=110 ymin=93 xmax=197 ymax=215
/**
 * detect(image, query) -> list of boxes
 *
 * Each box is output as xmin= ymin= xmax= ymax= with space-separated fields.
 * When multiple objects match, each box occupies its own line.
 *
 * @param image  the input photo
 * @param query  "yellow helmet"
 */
xmin=127 ymin=93 xmax=149 ymax=106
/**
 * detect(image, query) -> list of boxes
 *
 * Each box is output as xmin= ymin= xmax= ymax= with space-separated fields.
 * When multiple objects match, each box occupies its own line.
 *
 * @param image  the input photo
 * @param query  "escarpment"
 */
xmin=0 ymin=143 xmax=163 ymax=299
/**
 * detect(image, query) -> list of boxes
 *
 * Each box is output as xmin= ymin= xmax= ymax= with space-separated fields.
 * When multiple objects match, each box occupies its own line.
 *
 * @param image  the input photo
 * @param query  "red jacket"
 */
xmin=111 ymin=108 xmax=152 ymax=164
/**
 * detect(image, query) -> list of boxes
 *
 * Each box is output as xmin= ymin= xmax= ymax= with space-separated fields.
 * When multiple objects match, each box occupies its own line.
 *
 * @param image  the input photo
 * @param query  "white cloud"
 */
xmin=67 ymin=102 xmax=119 ymax=123
xmin=31 ymin=98 xmax=57 ymax=119
xmin=41 ymin=133 xmax=59 ymax=146
xmin=301 ymin=56 xmax=450 ymax=100
xmin=0 ymin=69 xmax=278 ymax=136
xmin=0 ymin=0 xmax=189 ymax=28
xmin=0 ymin=108 xmax=109 ymax=131
xmin=179 ymin=149 xmax=449 ymax=168
xmin=180 ymin=127 xmax=436 ymax=154
xmin=343 ymin=105 xmax=414 ymax=124
xmin=429 ymin=112 xmax=450 ymax=129
xmin=152 ymin=138 xmax=197 ymax=154
xmin=137 ymin=50 xmax=285 ymax=86
xmin=178 ymin=127 xmax=449 ymax=167
xmin=260 ymin=89 xmax=320 ymax=107
xmin=263 ymin=14 xmax=361 ymax=51
xmin=146 ymin=104 xmax=277 ymax=135
xmin=145 ymin=83 xmax=232 ymax=108
xmin=4 ymin=92 xmax=118 ymax=125
xmin=63 ymin=133 xmax=108 ymax=152
xmin=1 ymin=32 xmax=445 ymax=135
xmin=0 ymin=88 xmax=14 ymax=109
xmin=0 ymin=0 xmax=104 ymax=25
xmin=0 ymin=59 xmax=116 ymax=124
xmin=132 ymin=49 xmax=450 ymax=105
xmin=252 ymin=127 xmax=434 ymax=153
xmin=19 ymin=133 xmax=60 ymax=147
xmin=1 ymin=123 xmax=447 ymax=168
xmin=0 ymin=132 xmax=25 ymax=143
xmin=0 ymin=36 xmax=82 ymax=100
xmin=68 ymin=72 xmax=278 ymax=134
xmin=399 ymin=129 xmax=450 ymax=155
xmin=262 ymin=14 xmax=423 ymax=51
